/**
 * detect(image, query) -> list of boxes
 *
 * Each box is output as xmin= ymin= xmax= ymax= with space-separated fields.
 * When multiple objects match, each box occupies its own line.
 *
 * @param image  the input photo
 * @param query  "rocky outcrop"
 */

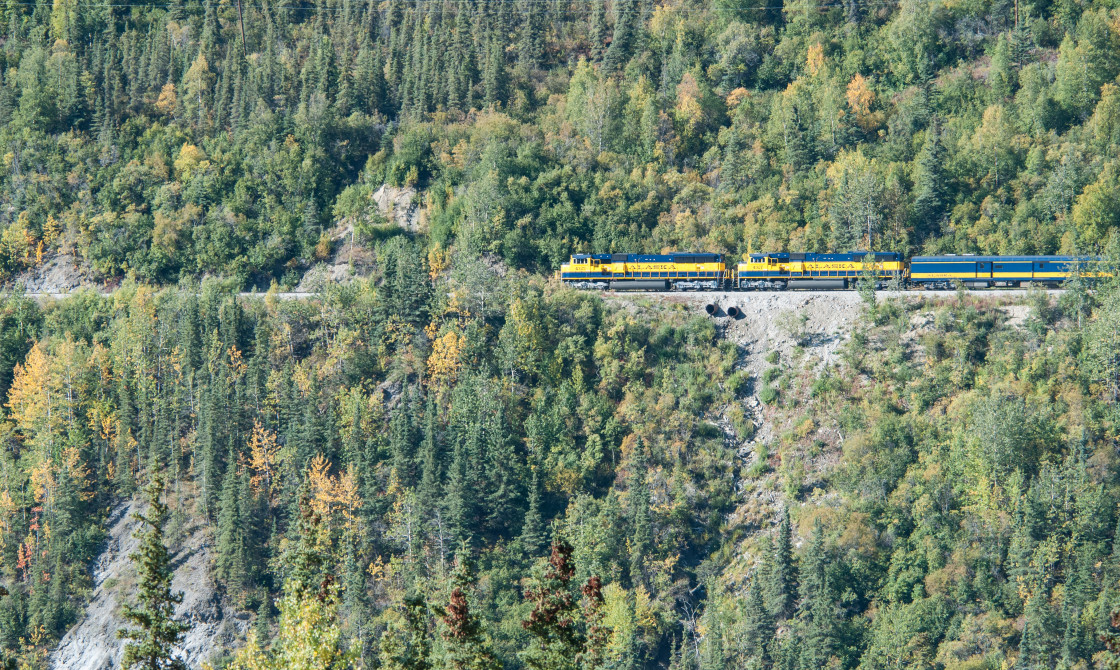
xmin=372 ymin=184 xmax=420 ymax=231
xmin=11 ymin=253 xmax=109 ymax=295
xmin=50 ymin=499 xmax=247 ymax=670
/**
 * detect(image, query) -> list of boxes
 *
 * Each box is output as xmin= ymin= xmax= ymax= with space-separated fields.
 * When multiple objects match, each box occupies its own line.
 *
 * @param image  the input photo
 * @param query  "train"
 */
xmin=559 ymin=251 xmax=1104 ymax=291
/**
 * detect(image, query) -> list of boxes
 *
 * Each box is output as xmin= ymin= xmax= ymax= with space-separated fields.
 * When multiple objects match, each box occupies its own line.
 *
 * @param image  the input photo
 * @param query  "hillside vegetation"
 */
xmin=3 ymin=0 xmax=1120 ymax=668
xmin=0 ymin=261 xmax=1117 ymax=669
xmin=1 ymin=0 xmax=1120 ymax=286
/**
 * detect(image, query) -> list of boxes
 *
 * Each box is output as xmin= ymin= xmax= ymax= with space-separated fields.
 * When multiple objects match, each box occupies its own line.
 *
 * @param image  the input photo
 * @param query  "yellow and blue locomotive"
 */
xmin=560 ymin=253 xmax=729 ymax=291
xmin=736 ymin=251 xmax=903 ymax=290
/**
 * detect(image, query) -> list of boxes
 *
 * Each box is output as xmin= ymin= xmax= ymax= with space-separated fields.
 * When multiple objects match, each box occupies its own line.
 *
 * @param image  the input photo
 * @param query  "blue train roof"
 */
xmin=572 ymin=253 xmax=723 ymax=262
xmin=747 ymin=251 xmax=901 ymax=261
xmin=912 ymin=255 xmax=1101 ymax=262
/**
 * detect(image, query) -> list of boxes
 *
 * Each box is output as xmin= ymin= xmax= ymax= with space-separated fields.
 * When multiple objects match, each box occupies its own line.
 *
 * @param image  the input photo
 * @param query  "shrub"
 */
xmin=759 ymin=384 xmax=779 ymax=405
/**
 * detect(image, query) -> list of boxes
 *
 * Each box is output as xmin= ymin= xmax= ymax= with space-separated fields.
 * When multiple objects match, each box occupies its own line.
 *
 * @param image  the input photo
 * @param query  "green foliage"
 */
xmin=0 ymin=271 xmax=743 ymax=667
xmin=857 ymin=253 xmax=877 ymax=309
xmin=0 ymin=0 xmax=1114 ymax=288
xmin=0 ymin=0 xmax=1119 ymax=659
xmin=759 ymin=385 xmax=779 ymax=405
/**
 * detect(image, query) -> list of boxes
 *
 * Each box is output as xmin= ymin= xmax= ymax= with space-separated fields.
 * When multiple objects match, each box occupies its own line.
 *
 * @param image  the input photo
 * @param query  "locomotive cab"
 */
xmin=560 ymin=254 xmax=613 ymax=289
xmin=737 ymin=253 xmax=791 ymax=290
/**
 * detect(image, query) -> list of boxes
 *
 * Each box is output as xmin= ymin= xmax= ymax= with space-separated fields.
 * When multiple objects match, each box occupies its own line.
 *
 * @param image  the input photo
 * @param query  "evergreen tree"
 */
xmin=580 ymin=575 xmax=608 ymax=670
xmin=440 ymin=548 xmax=500 ymax=670
xmin=445 ymin=435 xmax=476 ymax=546
xmin=418 ymin=397 xmax=442 ymax=508
xmin=911 ymin=121 xmax=947 ymax=241
xmin=483 ymin=38 xmax=506 ymax=107
xmin=743 ymin=572 xmax=774 ymax=664
xmin=628 ymin=439 xmax=652 ymax=588
xmin=764 ymin=509 xmax=797 ymax=621
xmin=228 ymin=493 xmax=355 ymax=670
xmin=989 ymin=33 xmax=1016 ymax=101
xmin=1020 ymin=589 xmax=1060 ymax=669
xmin=589 ymin=0 xmax=607 ymax=60
xmin=604 ymin=0 xmax=638 ymax=71
xmin=518 ymin=1 xmax=543 ymax=71
xmin=214 ymin=445 xmax=244 ymax=594
xmin=391 ymin=392 xmax=418 ymax=486
xmin=519 ymin=469 xmax=546 ymax=560
xmin=797 ymin=522 xmax=837 ymax=670
xmin=379 ymin=593 xmax=433 ymax=670
xmin=521 ymin=540 xmax=583 ymax=670
xmin=255 ymin=593 xmax=273 ymax=644
xmin=116 ymin=477 xmax=191 ymax=670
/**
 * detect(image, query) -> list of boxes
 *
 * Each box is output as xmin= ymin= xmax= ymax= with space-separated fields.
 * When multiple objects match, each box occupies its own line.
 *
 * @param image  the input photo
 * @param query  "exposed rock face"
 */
xmin=12 ymin=253 xmax=104 ymax=294
xmin=50 ymin=499 xmax=247 ymax=670
xmin=372 ymin=183 xmax=420 ymax=231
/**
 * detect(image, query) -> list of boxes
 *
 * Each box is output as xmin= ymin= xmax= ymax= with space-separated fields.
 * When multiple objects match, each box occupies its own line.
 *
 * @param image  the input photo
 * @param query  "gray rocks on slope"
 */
xmin=372 ymin=183 xmax=420 ymax=231
xmin=50 ymin=499 xmax=248 ymax=670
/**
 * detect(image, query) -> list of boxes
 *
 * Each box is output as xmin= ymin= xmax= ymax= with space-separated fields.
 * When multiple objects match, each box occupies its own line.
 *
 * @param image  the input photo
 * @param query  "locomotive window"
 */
xmin=995 ymin=264 xmax=1003 ymax=269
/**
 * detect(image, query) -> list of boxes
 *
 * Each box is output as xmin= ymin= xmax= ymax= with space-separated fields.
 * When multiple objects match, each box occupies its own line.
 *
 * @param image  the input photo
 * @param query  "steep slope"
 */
xmin=49 ymin=499 xmax=246 ymax=670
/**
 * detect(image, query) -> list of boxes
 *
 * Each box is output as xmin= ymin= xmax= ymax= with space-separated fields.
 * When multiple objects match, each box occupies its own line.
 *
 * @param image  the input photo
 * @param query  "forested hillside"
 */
xmin=1 ymin=0 xmax=1120 ymax=286
xmin=3 ymin=0 xmax=1120 ymax=667
xmin=0 ymin=258 xmax=1118 ymax=670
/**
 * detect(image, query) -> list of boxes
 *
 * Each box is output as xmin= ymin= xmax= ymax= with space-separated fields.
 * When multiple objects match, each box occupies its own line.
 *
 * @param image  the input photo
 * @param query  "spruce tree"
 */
xmin=521 ymin=540 xmax=583 ymax=670
xmin=519 ymin=469 xmax=546 ymax=560
xmin=743 ymin=572 xmax=774 ymax=664
xmin=764 ymin=509 xmax=797 ymax=620
xmin=912 ymin=121 xmax=947 ymax=241
xmin=117 ymin=477 xmax=191 ymax=670
xmin=440 ymin=548 xmax=500 ymax=670
xmin=580 ymin=575 xmax=608 ymax=670
xmin=214 ymin=445 xmax=244 ymax=593
xmin=483 ymin=38 xmax=506 ymax=107
xmin=1020 ymin=589 xmax=1059 ymax=669
xmin=604 ymin=0 xmax=638 ymax=71
xmin=989 ymin=33 xmax=1016 ymax=102
xmin=254 ymin=593 xmax=273 ymax=644
xmin=379 ymin=593 xmax=433 ymax=670
xmin=517 ymin=0 xmax=543 ymax=71
xmin=390 ymin=392 xmax=418 ymax=486
xmin=589 ymin=0 xmax=607 ymax=60
xmin=228 ymin=491 xmax=355 ymax=670
xmin=628 ymin=439 xmax=652 ymax=588
xmin=797 ymin=522 xmax=836 ymax=670
xmin=418 ymin=397 xmax=442 ymax=508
